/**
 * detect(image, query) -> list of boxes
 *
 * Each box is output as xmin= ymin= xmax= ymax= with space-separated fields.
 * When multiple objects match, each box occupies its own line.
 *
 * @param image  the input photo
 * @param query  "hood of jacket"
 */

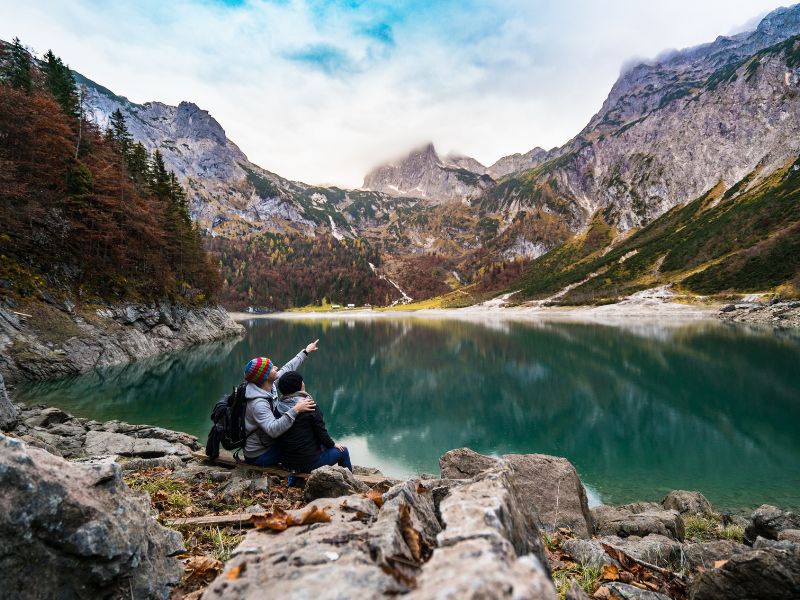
xmin=276 ymin=391 xmax=313 ymax=415
xmin=244 ymin=381 xmax=275 ymax=401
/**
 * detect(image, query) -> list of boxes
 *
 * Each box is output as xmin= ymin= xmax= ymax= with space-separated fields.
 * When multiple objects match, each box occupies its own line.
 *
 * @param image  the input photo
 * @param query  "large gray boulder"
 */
xmin=83 ymin=429 xmax=190 ymax=458
xmin=440 ymin=448 xmax=593 ymax=539
xmin=201 ymin=494 xmax=416 ymax=599
xmin=503 ymin=453 xmax=593 ymax=538
xmin=410 ymin=466 xmax=555 ymax=599
xmin=0 ymin=434 xmax=183 ymax=599
xmin=562 ymin=534 xmax=681 ymax=570
xmin=745 ymin=504 xmax=800 ymax=543
xmin=592 ymin=504 xmax=685 ymax=540
xmin=689 ymin=545 xmax=800 ymax=599
xmin=304 ymin=465 xmax=369 ymax=502
xmin=203 ymin=466 xmax=556 ymax=599
xmin=0 ymin=372 xmax=17 ymax=430
xmin=661 ymin=490 xmax=714 ymax=516
xmin=683 ymin=540 xmax=751 ymax=571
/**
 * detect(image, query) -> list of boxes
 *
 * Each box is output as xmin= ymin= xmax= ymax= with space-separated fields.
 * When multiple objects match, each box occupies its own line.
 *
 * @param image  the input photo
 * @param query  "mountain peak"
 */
xmin=362 ymin=143 xmax=493 ymax=201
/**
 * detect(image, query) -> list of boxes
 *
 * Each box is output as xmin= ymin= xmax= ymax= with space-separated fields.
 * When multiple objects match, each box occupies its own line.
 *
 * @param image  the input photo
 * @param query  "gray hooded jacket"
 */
xmin=243 ymin=349 xmax=308 ymax=458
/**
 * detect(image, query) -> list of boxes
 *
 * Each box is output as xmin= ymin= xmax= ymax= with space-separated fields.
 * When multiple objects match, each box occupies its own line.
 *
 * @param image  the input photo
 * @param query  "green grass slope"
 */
xmin=507 ymin=156 xmax=800 ymax=304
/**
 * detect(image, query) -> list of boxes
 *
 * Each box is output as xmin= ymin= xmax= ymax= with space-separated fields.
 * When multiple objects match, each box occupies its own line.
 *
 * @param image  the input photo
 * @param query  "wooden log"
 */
xmin=190 ymin=451 xmax=391 ymax=485
xmin=167 ymin=513 xmax=255 ymax=528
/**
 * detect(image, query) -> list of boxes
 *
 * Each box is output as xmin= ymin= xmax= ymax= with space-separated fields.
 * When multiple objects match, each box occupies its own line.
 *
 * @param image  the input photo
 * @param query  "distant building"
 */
xmin=331 ymin=304 xmax=341 ymax=310
xmin=246 ymin=306 xmax=271 ymax=314
xmin=346 ymin=303 xmax=355 ymax=309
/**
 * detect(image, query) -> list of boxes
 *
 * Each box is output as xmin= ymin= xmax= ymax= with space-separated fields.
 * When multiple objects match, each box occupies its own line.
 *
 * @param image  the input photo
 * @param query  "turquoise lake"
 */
xmin=15 ymin=316 xmax=800 ymax=511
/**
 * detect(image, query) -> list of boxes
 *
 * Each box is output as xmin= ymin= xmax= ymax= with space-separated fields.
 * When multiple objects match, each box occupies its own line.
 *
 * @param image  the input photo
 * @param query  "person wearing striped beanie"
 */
xmin=242 ymin=339 xmax=320 ymax=466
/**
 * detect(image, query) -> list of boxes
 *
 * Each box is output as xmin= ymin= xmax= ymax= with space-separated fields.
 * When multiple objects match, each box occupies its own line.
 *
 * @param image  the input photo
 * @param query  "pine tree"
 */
xmin=108 ymin=108 xmax=133 ymax=156
xmin=149 ymin=149 xmax=171 ymax=199
xmin=43 ymin=50 xmax=78 ymax=117
xmin=1 ymin=38 xmax=32 ymax=94
xmin=128 ymin=142 xmax=150 ymax=181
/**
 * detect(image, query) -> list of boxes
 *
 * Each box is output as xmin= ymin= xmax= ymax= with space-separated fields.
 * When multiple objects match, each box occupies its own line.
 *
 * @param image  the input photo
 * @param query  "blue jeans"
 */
xmin=244 ymin=446 xmax=280 ymax=467
xmin=307 ymin=447 xmax=352 ymax=472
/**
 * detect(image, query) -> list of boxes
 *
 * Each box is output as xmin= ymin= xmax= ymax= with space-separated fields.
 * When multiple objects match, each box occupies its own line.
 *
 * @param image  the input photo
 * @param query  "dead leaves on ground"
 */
xmin=598 ymin=543 xmax=687 ymax=600
xmin=251 ymin=505 xmax=332 ymax=531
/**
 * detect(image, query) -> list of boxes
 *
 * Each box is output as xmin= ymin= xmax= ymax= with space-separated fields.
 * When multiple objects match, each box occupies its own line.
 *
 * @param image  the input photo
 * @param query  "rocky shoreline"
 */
xmin=0 ymin=300 xmax=244 ymax=383
xmin=1 ymin=385 xmax=798 ymax=599
xmin=718 ymin=300 xmax=800 ymax=328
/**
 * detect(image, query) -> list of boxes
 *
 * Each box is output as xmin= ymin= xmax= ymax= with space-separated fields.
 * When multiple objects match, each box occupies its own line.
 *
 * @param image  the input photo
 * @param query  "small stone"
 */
xmin=439 ymin=447 xmax=499 ymax=479
xmin=745 ymin=505 xmax=800 ymax=543
xmin=778 ymin=529 xmax=800 ymax=543
xmin=662 ymin=490 xmax=714 ymax=515
xmin=248 ymin=477 xmax=270 ymax=494
xmin=605 ymin=582 xmax=671 ymax=599
xmin=592 ymin=505 xmax=684 ymax=540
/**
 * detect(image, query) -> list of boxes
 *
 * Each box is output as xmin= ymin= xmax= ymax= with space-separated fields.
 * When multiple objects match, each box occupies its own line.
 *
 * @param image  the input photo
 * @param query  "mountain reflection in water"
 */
xmin=16 ymin=317 xmax=800 ymax=510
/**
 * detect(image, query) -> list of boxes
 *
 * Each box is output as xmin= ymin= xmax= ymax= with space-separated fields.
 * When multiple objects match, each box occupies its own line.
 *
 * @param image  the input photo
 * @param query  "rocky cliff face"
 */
xmin=0 ymin=302 xmax=243 ymax=383
xmin=76 ymin=74 xmax=405 ymax=239
xmin=485 ymin=5 xmax=800 ymax=232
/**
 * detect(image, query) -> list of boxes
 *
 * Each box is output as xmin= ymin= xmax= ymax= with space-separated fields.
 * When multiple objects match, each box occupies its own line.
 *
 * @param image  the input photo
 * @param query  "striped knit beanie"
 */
xmin=244 ymin=357 xmax=273 ymax=385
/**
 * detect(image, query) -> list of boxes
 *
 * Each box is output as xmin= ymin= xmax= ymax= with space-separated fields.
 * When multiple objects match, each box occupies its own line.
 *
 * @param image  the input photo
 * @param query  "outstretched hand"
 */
xmin=305 ymin=339 xmax=320 ymax=354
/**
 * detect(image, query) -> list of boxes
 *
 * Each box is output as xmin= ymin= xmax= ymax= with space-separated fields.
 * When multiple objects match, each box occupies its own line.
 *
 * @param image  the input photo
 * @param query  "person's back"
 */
xmin=274 ymin=391 xmax=332 ymax=470
xmin=275 ymin=371 xmax=352 ymax=473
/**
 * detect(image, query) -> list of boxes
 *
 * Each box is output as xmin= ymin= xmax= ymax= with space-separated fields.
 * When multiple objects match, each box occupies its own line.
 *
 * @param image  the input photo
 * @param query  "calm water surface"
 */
xmin=15 ymin=317 xmax=800 ymax=511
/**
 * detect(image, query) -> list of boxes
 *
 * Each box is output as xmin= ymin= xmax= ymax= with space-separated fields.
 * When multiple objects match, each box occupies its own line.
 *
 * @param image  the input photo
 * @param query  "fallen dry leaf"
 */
xmin=601 ymin=564 xmax=620 ymax=581
xmin=252 ymin=505 xmax=331 ymax=531
xmin=399 ymin=503 xmax=422 ymax=562
xmin=226 ymin=563 xmax=245 ymax=580
xmin=252 ymin=507 xmax=292 ymax=531
xmin=185 ymin=555 xmax=222 ymax=578
xmin=713 ymin=559 xmax=728 ymax=569
xmin=296 ymin=505 xmax=332 ymax=525
xmin=366 ymin=488 xmax=385 ymax=507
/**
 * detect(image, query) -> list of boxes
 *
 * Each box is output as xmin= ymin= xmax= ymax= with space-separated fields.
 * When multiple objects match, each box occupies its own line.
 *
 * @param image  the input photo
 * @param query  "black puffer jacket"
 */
xmin=274 ymin=392 xmax=335 ymax=470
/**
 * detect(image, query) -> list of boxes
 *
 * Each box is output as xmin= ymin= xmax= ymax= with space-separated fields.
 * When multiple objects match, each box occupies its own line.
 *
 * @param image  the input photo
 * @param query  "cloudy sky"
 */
xmin=0 ymin=0 xmax=789 ymax=187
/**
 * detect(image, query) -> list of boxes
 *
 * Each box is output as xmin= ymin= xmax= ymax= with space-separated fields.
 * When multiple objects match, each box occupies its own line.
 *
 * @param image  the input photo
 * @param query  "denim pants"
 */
xmin=307 ymin=447 xmax=352 ymax=472
xmin=244 ymin=446 xmax=280 ymax=467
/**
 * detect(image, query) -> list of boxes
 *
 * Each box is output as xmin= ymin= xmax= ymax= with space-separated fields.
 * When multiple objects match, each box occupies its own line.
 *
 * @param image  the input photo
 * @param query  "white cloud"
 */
xmin=0 ymin=0 xmax=790 ymax=187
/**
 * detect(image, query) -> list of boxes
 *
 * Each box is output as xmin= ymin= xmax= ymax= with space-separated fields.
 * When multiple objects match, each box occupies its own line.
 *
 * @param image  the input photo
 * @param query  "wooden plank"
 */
xmin=167 ymin=513 xmax=255 ymax=528
xmin=190 ymin=451 xmax=390 ymax=485
xmin=190 ymin=451 xmax=307 ymax=477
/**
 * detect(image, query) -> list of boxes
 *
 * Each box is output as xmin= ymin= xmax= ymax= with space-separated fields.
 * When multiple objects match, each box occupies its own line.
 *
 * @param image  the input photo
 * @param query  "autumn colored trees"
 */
xmin=207 ymin=233 xmax=397 ymax=310
xmin=0 ymin=40 xmax=219 ymax=303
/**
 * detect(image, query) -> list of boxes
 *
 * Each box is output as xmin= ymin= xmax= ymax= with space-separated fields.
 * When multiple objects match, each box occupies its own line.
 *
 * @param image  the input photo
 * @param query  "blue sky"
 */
xmin=0 ymin=0 xmax=789 ymax=187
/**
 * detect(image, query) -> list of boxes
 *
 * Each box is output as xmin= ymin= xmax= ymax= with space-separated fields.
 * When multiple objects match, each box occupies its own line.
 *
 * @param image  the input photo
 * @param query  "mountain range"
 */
xmin=56 ymin=3 xmax=800 ymax=305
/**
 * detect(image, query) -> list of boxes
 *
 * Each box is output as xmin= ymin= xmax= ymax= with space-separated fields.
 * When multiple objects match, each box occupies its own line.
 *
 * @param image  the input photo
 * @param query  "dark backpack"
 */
xmin=205 ymin=383 xmax=256 ymax=460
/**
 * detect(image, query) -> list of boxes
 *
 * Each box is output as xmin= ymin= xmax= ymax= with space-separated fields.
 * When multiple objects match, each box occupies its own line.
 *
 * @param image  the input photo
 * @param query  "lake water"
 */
xmin=15 ymin=316 xmax=800 ymax=511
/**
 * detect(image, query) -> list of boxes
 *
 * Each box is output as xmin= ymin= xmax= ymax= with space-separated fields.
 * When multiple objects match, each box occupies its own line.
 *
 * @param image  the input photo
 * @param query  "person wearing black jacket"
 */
xmin=274 ymin=371 xmax=352 ymax=472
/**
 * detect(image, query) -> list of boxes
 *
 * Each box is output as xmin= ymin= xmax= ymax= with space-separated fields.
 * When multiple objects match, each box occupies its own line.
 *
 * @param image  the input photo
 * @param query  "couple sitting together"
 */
xmin=241 ymin=339 xmax=352 ymax=475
